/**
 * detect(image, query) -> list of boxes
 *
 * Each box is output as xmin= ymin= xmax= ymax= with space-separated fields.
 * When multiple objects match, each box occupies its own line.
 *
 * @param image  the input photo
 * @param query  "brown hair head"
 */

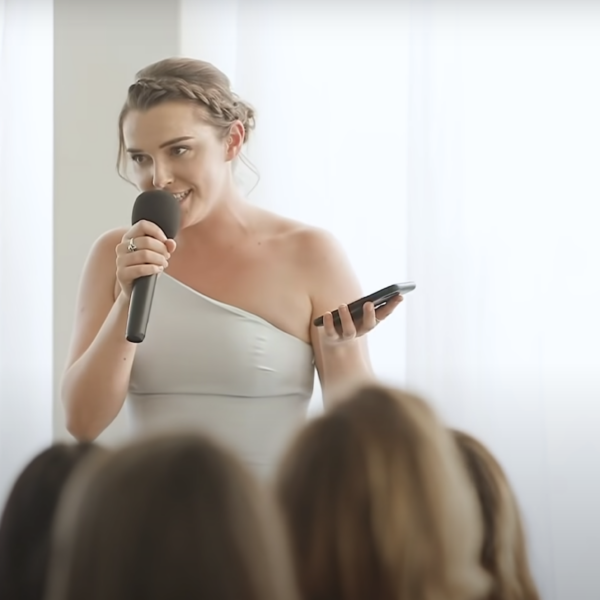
xmin=46 ymin=432 xmax=298 ymax=600
xmin=275 ymin=384 xmax=490 ymax=600
xmin=117 ymin=57 xmax=256 ymax=176
xmin=452 ymin=430 xmax=541 ymax=600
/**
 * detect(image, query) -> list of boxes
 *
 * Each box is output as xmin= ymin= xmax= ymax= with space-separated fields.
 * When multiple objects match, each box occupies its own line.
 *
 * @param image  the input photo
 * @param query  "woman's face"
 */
xmin=122 ymin=101 xmax=236 ymax=230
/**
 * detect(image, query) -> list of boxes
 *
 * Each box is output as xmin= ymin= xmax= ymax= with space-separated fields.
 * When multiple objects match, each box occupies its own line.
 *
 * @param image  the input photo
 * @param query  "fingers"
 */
xmin=122 ymin=220 xmax=168 ymax=243
xmin=322 ymin=312 xmax=338 ymax=339
xmin=116 ymin=235 xmax=171 ymax=260
xmin=338 ymin=304 xmax=357 ymax=339
xmin=164 ymin=239 xmax=177 ymax=254
xmin=115 ymin=221 xmax=176 ymax=295
xmin=117 ymin=221 xmax=175 ymax=257
xmin=117 ymin=247 xmax=170 ymax=270
xmin=116 ymin=247 xmax=167 ymax=292
xmin=374 ymin=294 xmax=403 ymax=322
xmin=362 ymin=301 xmax=378 ymax=329
xmin=120 ymin=263 xmax=166 ymax=281
xmin=322 ymin=305 xmax=357 ymax=342
xmin=320 ymin=294 xmax=405 ymax=344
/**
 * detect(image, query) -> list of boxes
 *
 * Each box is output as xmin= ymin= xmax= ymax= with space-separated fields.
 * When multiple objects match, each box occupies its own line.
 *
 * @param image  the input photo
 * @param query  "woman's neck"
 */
xmin=178 ymin=188 xmax=258 ymax=250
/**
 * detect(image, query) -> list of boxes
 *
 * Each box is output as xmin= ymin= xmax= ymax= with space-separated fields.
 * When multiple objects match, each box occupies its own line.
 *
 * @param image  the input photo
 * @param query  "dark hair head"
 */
xmin=0 ymin=442 xmax=99 ymax=600
xmin=46 ymin=432 xmax=298 ymax=600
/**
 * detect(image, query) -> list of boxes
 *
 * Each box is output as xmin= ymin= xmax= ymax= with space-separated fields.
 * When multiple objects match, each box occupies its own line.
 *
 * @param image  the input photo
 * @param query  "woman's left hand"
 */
xmin=318 ymin=294 xmax=404 ymax=346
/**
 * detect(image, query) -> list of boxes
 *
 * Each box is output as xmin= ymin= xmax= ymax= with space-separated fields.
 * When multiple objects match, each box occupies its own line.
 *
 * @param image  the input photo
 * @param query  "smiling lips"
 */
xmin=172 ymin=189 xmax=191 ymax=202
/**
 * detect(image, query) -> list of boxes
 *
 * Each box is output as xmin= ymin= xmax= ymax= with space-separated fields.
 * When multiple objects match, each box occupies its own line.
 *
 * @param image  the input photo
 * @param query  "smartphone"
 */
xmin=313 ymin=282 xmax=416 ymax=328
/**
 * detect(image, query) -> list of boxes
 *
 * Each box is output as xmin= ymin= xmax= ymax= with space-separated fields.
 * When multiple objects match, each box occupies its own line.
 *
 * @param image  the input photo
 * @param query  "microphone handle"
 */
xmin=126 ymin=274 xmax=158 ymax=343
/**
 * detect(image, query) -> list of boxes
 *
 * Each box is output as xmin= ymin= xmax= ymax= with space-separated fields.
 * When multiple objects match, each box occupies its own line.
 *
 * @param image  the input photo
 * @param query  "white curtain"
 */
xmin=0 ymin=0 xmax=53 ymax=505
xmin=225 ymin=2 xmax=600 ymax=598
xmin=406 ymin=4 xmax=600 ymax=599
xmin=234 ymin=2 xmax=412 ymax=413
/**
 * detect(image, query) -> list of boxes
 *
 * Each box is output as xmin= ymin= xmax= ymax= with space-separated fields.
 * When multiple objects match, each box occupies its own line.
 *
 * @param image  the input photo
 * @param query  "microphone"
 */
xmin=126 ymin=190 xmax=181 ymax=343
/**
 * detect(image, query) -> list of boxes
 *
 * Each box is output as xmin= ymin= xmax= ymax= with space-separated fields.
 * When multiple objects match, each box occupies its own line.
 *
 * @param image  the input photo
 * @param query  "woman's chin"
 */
xmin=179 ymin=204 xmax=210 ymax=230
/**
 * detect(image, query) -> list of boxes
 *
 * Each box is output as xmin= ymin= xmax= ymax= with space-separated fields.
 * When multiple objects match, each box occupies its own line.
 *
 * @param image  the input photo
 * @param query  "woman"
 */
xmin=452 ymin=430 xmax=541 ymax=600
xmin=0 ymin=443 xmax=99 ymax=600
xmin=60 ymin=57 xmax=403 ymax=476
xmin=275 ymin=383 xmax=490 ymax=600
xmin=45 ymin=433 xmax=299 ymax=600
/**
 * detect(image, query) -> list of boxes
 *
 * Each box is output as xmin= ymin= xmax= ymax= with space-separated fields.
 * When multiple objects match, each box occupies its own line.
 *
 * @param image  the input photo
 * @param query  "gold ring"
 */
xmin=127 ymin=238 xmax=137 ymax=253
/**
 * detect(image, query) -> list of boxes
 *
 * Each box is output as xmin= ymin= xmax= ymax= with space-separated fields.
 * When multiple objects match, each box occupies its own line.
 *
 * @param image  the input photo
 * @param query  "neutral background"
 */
xmin=1 ymin=2 xmax=600 ymax=599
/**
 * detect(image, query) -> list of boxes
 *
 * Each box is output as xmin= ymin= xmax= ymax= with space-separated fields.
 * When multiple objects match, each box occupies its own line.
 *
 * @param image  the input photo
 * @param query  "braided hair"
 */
xmin=117 ymin=58 xmax=256 ymax=175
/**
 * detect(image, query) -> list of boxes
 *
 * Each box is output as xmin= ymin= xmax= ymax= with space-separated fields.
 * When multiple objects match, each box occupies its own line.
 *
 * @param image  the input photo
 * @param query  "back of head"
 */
xmin=275 ymin=384 xmax=490 ymax=600
xmin=452 ymin=431 xmax=541 ymax=600
xmin=117 ymin=57 xmax=256 ymax=175
xmin=46 ymin=433 xmax=298 ymax=600
xmin=0 ymin=443 xmax=98 ymax=600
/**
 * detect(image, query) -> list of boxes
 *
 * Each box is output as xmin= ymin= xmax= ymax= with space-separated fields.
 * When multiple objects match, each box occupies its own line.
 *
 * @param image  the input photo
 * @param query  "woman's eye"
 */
xmin=131 ymin=154 xmax=146 ymax=164
xmin=171 ymin=146 xmax=189 ymax=156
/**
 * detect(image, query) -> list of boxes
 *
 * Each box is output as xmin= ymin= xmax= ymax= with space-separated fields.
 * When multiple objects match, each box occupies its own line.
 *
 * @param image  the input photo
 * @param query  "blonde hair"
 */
xmin=452 ymin=430 xmax=541 ymax=600
xmin=46 ymin=433 xmax=299 ymax=600
xmin=275 ymin=384 xmax=490 ymax=600
xmin=117 ymin=57 xmax=256 ymax=177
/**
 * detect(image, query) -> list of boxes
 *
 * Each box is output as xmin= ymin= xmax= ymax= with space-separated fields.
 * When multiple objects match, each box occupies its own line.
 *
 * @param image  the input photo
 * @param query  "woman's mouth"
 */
xmin=172 ymin=189 xmax=192 ymax=202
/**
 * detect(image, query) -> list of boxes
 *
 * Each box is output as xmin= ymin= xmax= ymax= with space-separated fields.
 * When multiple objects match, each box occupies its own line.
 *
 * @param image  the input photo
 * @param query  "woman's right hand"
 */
xmin=115 ymin=220 xmax=177 ymax=299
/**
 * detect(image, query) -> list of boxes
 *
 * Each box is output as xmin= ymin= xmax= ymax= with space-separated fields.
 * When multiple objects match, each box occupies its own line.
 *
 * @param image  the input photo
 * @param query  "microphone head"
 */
xmin=131 ymin=190 xmax=181 ymax=239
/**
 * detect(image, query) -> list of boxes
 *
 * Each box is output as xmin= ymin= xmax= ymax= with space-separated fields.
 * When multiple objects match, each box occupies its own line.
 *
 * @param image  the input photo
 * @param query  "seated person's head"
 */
xmin=0 ymin=442 xmax=99 ymax=600
xmin=275 ymin=384 xmax=490 ymax=600
xmin=46 ymin=432 xmax=299 ymax=600
xmin=452 ymin=430 xmax=540 ymax=600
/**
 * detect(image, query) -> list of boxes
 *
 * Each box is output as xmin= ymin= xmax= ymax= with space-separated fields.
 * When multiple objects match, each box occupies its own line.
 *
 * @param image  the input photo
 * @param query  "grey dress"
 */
xmin=127 ymin=274 xmax=315 ymax=478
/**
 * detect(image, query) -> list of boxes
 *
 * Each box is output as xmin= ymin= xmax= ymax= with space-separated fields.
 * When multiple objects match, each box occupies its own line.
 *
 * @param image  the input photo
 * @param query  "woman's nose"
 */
xmin=152 ymin=161 xmax=173 ymax=189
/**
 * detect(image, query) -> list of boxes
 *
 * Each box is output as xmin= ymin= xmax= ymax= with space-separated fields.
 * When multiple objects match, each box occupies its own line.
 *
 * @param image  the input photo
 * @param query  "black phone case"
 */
xmin=313 ymin=282 xmax=416 ymax=327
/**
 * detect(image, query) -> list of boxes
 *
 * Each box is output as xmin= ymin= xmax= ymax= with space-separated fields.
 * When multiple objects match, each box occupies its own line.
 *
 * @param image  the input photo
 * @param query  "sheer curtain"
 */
xmin=227 ymin=3 xmax=600 ymax=598
xmin=234 ymin=2 xmax=412 ymax=413
xmin=406 ymin=4 xmax=600 ymax=599
xmin=0 ymin=0 xmax=53 ymax=505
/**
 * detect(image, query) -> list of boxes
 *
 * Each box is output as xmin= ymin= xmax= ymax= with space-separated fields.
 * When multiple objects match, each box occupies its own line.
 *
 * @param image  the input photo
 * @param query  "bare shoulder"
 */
xmin=82 ymin=227 xmax=128 ymax=300
xmin=249 ymin=206 xmax=359 ymax=294
xmin=291 ymin=225 xmax=348 ymax=266
xmin=253 ymin=207 xmax=342 ymax=260
xmin=262 ymin=211 xmax=362 ymax=302
xmin=63 ymin=227 xmax=127 ymax=370
xmin=90 ymin=227 xmax=129 ymax=258
xmin=286 ymin=223 xmax=355 ymax=284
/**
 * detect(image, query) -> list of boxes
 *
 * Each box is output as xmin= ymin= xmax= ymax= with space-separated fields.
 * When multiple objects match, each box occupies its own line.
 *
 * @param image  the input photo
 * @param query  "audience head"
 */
xmin=452 ymin=430 xmax=540 ymax=600
xmin=0 ymin=442 xmax=99 ymax=600
xmin=275 ymin=383 xmax=490 ymax=600
xmin=46 ymin=432 xmax=298 ymax=600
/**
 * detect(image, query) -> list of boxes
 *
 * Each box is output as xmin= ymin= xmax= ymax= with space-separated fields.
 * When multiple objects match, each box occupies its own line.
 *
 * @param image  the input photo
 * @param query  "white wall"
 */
xmin=0 ymin=0 xmax=53 ymax=507
xmin=179 ymin=0 xmax=239 ymax=84
xmin=53 ymin=0 xmax=180 ymax=444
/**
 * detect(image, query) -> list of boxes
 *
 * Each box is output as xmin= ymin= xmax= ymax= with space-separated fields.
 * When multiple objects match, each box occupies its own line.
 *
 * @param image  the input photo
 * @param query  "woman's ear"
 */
xmin=225 ymin=121 xmax=245 ymax=161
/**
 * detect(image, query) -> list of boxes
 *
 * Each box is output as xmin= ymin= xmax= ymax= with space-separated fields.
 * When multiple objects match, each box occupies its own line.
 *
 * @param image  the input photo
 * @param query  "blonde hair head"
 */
xmin=453 ymin=430 xmax=541 ymax=600
xmin=276 ymin=384 xmax=490 ymax=600
xmin=117 ymin=57 xmax=256 ymax=176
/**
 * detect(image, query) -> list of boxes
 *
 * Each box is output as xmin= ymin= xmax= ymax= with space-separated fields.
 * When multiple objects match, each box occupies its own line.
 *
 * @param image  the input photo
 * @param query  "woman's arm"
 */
xmin=301 ymin=229 xmax=377 ymax=408
xmin=60 ymin=229 xmax=137 ymax=440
